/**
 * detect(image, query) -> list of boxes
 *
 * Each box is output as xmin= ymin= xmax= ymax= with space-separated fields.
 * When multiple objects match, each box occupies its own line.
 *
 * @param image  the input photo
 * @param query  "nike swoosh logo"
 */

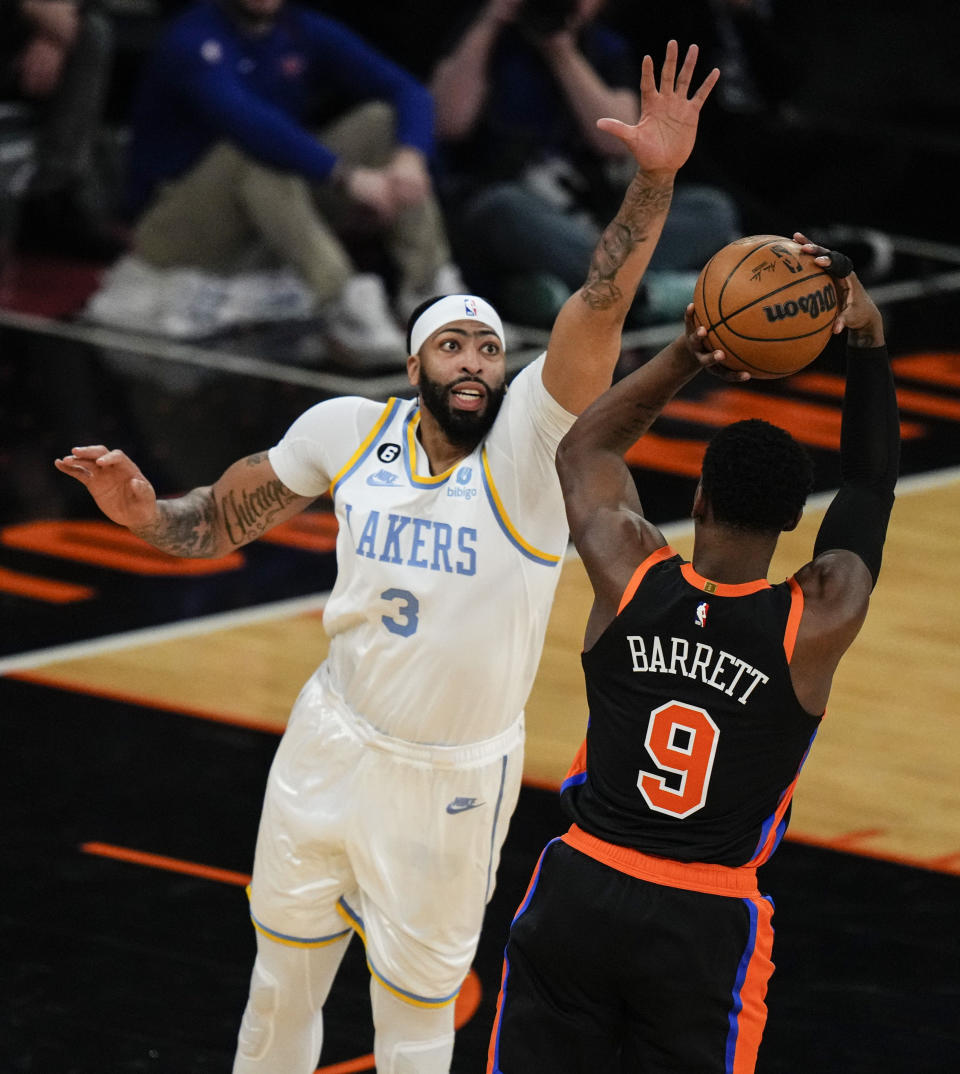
xmin=366 ymin=471 xmax=401 ymax=486
xmin=446 ymin=797 xmax=484 ymax=815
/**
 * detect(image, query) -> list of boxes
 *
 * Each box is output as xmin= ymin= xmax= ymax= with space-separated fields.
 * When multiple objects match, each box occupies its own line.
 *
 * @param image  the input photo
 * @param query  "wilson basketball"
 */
xmin=692 ymin=235 xmax=840 ymax=378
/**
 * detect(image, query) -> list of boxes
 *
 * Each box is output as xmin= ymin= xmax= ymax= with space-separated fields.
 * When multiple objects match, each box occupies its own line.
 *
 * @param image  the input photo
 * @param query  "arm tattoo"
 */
xmin=134 ymin=476 xmax=301 ymax=556
xmin=581 ymin=220 xmax=629 ymax=310
xmin=219 ymin=478 xmax=301 ymax=547
xmin=136 ymin=489 xmax=220 ymax=557
xmin=580 ymin=176 xmax=674 ymax=311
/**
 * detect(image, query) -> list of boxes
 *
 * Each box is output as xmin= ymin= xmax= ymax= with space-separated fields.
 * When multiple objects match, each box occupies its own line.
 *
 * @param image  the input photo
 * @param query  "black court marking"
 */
xmin=1 ymin=677 xmax=957 ymax=1073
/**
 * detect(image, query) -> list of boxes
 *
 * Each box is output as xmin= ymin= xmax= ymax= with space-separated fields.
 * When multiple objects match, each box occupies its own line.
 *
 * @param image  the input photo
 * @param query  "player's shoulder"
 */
xmin=502 ymin=352 xmax=570 ymax=415
xmin=295 ymin=394 xmax=395 ymax=431
xmin=484 ymin=352 xmax=576 ymax=455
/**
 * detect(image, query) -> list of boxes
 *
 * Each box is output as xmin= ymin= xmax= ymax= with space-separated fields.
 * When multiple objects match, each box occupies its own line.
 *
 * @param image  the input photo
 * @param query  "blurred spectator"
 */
xmin=0 ymin=0 xmax=126 ymax=260
xmin=430 ymin=0 xmax=740 ymax=327
xmin=124 ymin=0 xmax=463 ymax=366
xmin=614 ymin=0 xmax=796 ymax=234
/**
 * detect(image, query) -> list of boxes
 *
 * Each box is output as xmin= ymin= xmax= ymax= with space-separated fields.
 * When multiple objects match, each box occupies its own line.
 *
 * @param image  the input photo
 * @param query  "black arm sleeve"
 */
xmin=812 ymin=344 xmax=900 ymax=586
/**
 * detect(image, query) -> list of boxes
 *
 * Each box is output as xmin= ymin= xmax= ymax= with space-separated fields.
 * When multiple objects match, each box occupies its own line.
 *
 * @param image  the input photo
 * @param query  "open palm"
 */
xmin=597 ymin=41 xmax=719 ymax=176
xmin=54 ymin=446 xmax=159 ymax=530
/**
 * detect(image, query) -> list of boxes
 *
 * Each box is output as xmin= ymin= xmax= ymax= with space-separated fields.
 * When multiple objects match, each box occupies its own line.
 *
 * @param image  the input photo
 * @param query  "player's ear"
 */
xmin=691 ymin=482 xmax=707 ymax=521
xmin=407 ymin=352 xmax=420 ymax=386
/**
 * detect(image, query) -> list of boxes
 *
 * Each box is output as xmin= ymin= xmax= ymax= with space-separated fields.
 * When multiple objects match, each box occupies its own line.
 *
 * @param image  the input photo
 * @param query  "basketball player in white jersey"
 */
xmin=55 ymin=41 xmax=719 ymax=1074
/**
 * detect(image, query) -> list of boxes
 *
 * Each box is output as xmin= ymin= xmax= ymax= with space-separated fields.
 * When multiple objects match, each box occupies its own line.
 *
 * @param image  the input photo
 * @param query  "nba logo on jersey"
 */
xmin=463 ymin=298 xmax=479 ymax=317
xmin=695 ymin=601 xmax=709 ymax=628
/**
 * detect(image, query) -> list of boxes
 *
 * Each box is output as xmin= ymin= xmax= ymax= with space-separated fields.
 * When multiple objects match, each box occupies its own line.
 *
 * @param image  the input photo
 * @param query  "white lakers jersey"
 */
xmin=268 ymin=355 xmax=576 ymax=745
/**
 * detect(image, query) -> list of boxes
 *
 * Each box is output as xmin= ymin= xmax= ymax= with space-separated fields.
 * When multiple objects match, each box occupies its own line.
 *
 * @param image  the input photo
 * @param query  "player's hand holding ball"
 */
xmin=681 ymin=303 xmax=751 ymax=383
xmin=794 ymin=232 xmax=883 ymax=346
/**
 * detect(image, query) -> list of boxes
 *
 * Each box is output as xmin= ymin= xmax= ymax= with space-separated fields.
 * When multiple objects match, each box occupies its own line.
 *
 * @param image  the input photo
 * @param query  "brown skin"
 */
xmin=557 ymin=240 xmax=884 ymax=716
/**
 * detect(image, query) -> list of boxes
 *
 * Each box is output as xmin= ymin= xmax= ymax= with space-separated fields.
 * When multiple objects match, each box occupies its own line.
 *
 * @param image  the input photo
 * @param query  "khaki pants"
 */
xmin=134 ymin=102 xmax=450 ymax=302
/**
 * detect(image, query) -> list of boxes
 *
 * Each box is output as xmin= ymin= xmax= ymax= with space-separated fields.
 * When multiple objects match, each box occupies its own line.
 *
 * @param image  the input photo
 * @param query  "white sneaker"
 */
xmin=323 ymin=273 xmax=407 ymax=369
xmin=395 ymin=262 xmax=468 ymax=324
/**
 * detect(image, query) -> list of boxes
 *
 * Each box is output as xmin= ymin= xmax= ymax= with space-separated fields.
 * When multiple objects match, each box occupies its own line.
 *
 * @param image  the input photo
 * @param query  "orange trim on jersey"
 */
xmin=561 ymin=737 xmax=587 ymax=787
xmin=1 ymin=520 xmax=245 ymax=575
xmin=562 ymin=824 xmax=759 ymax=897
xmin=745 ymin=768 xmax=804 ymax=867
xmin=617 ymin=545 xmax=676 ymax=614
xmin=783 ymin=576 xmax=804 ymax=663
xmin=485 ymin=942 xmax=511 ymax=1074
xmin=731 ymin=895 xmax=775 ymax=1074
xmin=680 ymin=562 xmax=772 ymax=597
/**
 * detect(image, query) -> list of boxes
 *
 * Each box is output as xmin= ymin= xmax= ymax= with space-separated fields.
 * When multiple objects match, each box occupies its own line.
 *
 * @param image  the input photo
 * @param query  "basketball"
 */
xmin=692 ymin=235 xmax=840 ymax=378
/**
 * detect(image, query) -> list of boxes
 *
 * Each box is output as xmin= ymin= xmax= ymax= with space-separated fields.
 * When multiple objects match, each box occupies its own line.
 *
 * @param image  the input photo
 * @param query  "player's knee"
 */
xmin=372 ymin=983 xmax=456 ymax=1074
xmin=235 ymin=963 xmax=279 ymax=1060
xmin=383 ymin=1032 xmax=455 ymax=1074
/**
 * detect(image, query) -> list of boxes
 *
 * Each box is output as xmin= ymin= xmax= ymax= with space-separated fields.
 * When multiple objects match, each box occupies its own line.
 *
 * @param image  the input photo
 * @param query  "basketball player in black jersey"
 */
xmin=485 ymin=241 xmax=898 ymax=1074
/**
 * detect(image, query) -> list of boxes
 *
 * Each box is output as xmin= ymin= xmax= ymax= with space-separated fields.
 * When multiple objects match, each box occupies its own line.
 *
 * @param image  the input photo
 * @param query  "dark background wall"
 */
xmin=117 ymin=0 xmax=960 ymax=241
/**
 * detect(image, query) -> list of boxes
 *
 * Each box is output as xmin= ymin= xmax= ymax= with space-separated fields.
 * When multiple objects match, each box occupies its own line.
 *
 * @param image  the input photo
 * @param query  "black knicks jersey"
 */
xmin=561 ymin=546 xmax=823 ymax=867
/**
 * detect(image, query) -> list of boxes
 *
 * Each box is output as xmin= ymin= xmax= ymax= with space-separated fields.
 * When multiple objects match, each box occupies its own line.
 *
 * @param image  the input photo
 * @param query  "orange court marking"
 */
xmin=0 ymin=565 xmax=95 ymax=603
xmin=785 ymin=829 xmax=960 ymax=877
xmin=81 ymin=841 xmax=251 ymax=886
xmin=261 ymin=512 xmax=339 ymax=552
xmin=661 ymin=390 xmax=925 ymax=449
xmin=795 ymin=369 xmax=960 ymax=421
xmin=1 ymin=520 xmax=245 ymax=575
xmin=625 ymin=432 xmax=708 ymax=478
xmin=892 ymin=351 xmax=960 ymax=389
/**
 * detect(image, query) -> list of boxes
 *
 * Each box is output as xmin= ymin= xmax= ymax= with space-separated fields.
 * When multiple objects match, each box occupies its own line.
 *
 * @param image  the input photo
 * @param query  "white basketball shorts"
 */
xmin=247 ymin=665 xmax=524 ymax=1006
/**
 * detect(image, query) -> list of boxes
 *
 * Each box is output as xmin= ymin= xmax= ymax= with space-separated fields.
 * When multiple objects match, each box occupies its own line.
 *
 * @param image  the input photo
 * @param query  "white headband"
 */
xmin=408 ymin=295 xmax=505 ymax=357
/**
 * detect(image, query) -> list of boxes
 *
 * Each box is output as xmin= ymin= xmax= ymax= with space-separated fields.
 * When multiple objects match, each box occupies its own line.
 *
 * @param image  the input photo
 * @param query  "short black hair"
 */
xmin=405 ymin=295 xmax=446 ymax=354
xmin=700 ymin=419 xmax=814 ymax=534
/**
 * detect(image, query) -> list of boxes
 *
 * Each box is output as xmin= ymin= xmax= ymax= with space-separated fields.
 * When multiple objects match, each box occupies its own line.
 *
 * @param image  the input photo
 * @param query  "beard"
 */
xmin=418 ymin=369 xmax=507 ymax=449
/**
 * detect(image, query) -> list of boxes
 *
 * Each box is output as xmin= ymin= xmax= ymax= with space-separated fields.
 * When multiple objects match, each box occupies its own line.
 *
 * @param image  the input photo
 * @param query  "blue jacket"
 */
xmin=127 ymin=0 xmax=434 ymax=217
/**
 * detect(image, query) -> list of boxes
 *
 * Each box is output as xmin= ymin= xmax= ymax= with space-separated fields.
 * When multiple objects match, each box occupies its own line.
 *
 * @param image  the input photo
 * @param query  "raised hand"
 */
xmin=54 ymin=446 xmax=160 ymax=531
xmin=596 ymin=41 xmax=719 ymax=177
xmin=794 ymin=232 xmax=884 ymax=345
xmin=681 ymin=304 xmax=751 ymax=382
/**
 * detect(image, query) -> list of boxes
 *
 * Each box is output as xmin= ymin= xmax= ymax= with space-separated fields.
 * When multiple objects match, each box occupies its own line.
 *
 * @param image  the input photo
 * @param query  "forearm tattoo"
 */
xmin=580 ymin=176 xmax=673 ymax=311
xmin=219 ymin=478 xmax=300 ymax=546
xmin=134 ymin=458 xmax=301 ymax=556
xmin=137 ymin=489 xmax=220 ymax=557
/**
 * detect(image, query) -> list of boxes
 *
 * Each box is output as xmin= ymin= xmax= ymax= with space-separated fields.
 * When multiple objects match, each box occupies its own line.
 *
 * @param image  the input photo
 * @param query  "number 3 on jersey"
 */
xmin=638 ymin=701 xmax=719 ymax=818
xmin=380 ymin=588 xmax=420 ymax=637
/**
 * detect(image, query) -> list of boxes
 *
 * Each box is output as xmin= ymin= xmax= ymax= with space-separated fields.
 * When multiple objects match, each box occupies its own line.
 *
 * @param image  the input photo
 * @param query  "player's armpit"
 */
xmin=790 ymin=551 xmax=872 ymax=713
